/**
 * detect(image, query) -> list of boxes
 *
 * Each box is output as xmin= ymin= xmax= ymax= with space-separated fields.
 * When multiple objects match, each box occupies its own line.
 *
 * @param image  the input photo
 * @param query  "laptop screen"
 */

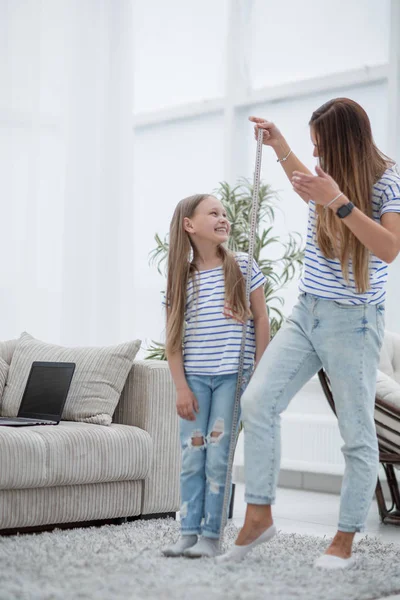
xmin=18 ymin=362 xmax=75 ymax=421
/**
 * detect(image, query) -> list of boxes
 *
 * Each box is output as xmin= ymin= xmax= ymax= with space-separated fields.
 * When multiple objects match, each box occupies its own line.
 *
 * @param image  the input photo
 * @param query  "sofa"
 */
xmin=0 ymin=336 xmax=180 ymax=532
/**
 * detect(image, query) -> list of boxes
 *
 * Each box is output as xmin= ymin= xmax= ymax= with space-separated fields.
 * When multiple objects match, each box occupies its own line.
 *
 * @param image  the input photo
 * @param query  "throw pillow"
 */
xmin=1 ymin=333 xmax=141 ymax=425
xmin=0 ymin=338 xmax=18 ymax=365
xmin=376 ymin=369 xmax=400 ymax=411
xmin=0 ymin=358 xmax=9 ymax=403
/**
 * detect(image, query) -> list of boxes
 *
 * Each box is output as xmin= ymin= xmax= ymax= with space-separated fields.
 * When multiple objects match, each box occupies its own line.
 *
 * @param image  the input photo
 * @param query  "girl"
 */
xmin=217 ymin=98 xmax=400 ymax=568
xmin=162 ymin=193 xmax=270 ymax=558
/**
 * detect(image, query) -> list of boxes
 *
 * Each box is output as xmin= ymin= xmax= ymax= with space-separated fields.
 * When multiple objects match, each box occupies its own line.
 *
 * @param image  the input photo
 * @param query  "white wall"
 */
xmin=132 ymin=113 xmax=225 ymax=352
xmin=0 ymin=0 xmax=135 ymax=346
xmin=133 ymin=0 xmax=228 ymax=112
xmin=249 ymin=0 xmax=390 ymax=89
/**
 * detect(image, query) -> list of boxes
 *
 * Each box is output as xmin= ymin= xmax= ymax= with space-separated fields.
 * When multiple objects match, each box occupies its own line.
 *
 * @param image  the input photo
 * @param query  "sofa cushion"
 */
xmin=0 ymin=358 xmax=8 ymax=401
xmin=379 ymin=330 xmax=400 ymax=385
xmin=375 ymin=402 xmax=400 ymax=455
xmin=0 ymin=333 xmax=141 ymax=425
xmin=0 ymin=421 xmax=152 ymax=490
xmin=376 ymin=369 xmax=400 ymax=411
xmin=0 ymin=339 xmax=18 ymax=365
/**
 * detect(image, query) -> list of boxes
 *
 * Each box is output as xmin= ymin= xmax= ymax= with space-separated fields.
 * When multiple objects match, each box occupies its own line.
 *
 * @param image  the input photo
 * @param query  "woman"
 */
xmin=217 ymin=98 xmax=400 ymax=569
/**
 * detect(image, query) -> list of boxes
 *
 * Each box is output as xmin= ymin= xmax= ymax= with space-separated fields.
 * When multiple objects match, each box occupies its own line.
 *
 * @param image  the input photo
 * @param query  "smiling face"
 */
xmin=184 ymin=195 xmax=230 ymax=244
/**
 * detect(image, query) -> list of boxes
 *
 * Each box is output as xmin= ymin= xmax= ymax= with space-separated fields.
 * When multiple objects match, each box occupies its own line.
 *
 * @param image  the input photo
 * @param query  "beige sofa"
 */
xmin=0 ymin=360 xmax=180 ymax=531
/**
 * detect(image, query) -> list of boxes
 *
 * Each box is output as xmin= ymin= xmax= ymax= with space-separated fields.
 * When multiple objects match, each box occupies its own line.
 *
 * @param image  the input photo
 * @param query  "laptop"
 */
xmin=0 ymin=361 xmax=75 ymax=427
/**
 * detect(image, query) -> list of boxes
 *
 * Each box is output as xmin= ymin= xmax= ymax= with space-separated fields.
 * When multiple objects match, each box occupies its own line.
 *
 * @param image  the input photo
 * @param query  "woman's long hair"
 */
xmin=165 ymin=194 xmax=250 ymax=356
xmin=310 ymin=98 xmax=393 ymax=293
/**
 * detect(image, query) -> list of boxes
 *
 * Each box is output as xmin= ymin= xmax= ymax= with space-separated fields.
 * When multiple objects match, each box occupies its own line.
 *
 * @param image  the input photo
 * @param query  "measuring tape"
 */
xmin=218 ymin=127 xmax=264 ymax=551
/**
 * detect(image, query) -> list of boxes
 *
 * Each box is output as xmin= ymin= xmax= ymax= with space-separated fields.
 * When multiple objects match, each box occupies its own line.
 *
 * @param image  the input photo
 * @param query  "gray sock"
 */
xmin=162 ymin=534 xmax=198 ymax=557
xmin=183 ymin=536 xmax=219 ymax=558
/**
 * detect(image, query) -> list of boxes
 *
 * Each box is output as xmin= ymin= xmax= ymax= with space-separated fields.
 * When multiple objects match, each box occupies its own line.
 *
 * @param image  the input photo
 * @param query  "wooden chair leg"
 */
xmin=375 ymin=477 xmax=388 ymax=522
xmin=385 ymin=464 xmax=400 ymax=511
xmin=228 ymin=483 xmax=236 ymax=519
xmin=376 ymin=467 xmax=400 ymax=525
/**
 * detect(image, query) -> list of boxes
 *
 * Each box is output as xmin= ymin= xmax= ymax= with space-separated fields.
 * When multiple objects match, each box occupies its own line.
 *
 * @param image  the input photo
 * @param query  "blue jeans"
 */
xmin=241 ymin=293 xmax=385 ymax=533
xmin=179 ymin=370 xmax=250 ymax=538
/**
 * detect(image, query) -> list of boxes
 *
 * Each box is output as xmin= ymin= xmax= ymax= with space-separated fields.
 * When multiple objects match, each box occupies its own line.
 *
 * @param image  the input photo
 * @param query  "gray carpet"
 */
xmin=0 ymin=519 xmax=399 ymax=600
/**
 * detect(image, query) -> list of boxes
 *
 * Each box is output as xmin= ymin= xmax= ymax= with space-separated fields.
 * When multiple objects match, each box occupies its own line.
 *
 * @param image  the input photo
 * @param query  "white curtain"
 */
xmin=0 ymin=0 xmax=135 ymax=346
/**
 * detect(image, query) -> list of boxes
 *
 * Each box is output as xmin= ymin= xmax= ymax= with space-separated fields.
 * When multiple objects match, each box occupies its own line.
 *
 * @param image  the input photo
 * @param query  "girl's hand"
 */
xmin=248 ymin=116 xmax=284 ymax=148
xmin=176 ymin=388 xmax=199 ymax=421
xmin=292 ymin=165 xmax=341 ymax=206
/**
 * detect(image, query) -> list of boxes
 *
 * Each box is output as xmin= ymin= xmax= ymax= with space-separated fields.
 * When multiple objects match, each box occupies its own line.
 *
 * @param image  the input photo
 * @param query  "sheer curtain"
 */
xmin=0 ymin=0 xmax=135 ymax=346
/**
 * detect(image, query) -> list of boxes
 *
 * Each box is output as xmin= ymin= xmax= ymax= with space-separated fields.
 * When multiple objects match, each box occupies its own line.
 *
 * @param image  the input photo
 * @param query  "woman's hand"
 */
xmin=176 ymin=388 xmax=199 ymax=421
xmin=248 ymin=116 xmax=285 ymax=148
xmin=292 ymin=165 xmax=342 ymax=207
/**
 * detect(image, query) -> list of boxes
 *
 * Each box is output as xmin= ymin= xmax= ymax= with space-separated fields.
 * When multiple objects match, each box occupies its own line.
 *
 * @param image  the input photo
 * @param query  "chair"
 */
xmin=318 ymin=330 xmax=400 ymax=526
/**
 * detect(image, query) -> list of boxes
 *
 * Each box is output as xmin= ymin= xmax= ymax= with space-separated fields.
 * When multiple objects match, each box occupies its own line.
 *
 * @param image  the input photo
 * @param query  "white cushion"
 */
xmin=379 ymin=330 xmax=400 ymax=384
xmin=0 ymin=358 xmax=8 ymax=402
xmin=376 ymin=369 xmax=400 ymax=411
xmin=375 ymin=331 xmax=400 ymax=457
xmin=0 ymin=338 xmax=18 ymax=365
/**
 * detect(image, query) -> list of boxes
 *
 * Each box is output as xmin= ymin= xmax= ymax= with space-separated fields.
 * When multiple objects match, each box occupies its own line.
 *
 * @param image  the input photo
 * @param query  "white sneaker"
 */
xmin=162 ymin=535 xmax=198 ymax=557
xmin=314 ymin=554 xmax=356 ymax=570
xmin=216 ymin=524 xmax=277 ymax=564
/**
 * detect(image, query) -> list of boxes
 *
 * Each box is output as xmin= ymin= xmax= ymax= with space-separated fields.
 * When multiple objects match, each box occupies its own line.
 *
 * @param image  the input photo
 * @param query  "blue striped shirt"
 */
xmin=180 ymin=253 xmax=266 ymax=375
xmin=299 ymin=166 xmax=400 ymax=305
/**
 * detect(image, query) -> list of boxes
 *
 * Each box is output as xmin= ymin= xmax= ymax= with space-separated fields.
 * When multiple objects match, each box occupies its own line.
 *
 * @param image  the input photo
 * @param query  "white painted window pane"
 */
xmin=240 ymin=83 xmax=388 ymax=317
xmin=132 ymin=114 xmax=224 ymax=352
xmin=133 ymin=0 xmax=229 ymax=113
xmin=250 ymin=0 xmax=390 ymax=89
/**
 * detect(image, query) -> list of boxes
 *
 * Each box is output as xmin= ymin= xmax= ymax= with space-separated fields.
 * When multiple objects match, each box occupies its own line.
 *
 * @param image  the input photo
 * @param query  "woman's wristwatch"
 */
xmin=336 ymin=202 xmax=354 ymax=219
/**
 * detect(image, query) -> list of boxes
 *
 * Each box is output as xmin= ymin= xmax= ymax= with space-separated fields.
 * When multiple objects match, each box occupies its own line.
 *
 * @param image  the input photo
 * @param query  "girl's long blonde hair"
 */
xmin=165 ymin=194 xmax=250 ymax=357
xmin=310 ymin=98 xmax=393 ymax=293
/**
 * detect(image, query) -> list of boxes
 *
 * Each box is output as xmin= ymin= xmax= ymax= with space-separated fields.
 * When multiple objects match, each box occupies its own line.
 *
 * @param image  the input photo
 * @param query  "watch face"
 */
xmin=337 ymin=202 xmax=354 ymax=218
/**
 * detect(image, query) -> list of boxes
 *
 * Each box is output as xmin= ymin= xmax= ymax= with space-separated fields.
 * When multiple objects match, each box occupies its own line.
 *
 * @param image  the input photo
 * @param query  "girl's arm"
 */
xmin=250 ymin=286 xmax=270 ymax=368
xmin=292 ymin=166 xmax=400 ymax=263
xmin=168 ymin=349 xmax=199 ymax=421
xmin=166 ymin=307 xmax=199 ymax=421
xmin=167 ymin=348 xmax=189 ymax=393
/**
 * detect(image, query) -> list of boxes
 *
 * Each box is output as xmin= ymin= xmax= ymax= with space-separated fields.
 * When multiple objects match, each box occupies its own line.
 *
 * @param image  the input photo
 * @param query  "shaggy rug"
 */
xmin=0 ymin=519 xmax=399 ymax=600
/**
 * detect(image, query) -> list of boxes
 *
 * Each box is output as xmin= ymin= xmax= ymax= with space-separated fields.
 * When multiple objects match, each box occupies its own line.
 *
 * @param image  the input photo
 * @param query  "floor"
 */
xmin=230 ymin=483 xmax=400 ymax=600
xmin=231 ymin=482 xmax=400 ymax=544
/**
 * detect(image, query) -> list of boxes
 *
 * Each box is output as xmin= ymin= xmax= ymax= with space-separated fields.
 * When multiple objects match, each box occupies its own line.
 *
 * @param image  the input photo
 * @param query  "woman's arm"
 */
xmin=292 ymin=166 xmax=400 ymax=263
xmin=249 ymin=116 xmax=312 ymax=203
xmin=334 ymin=206 xmax=400 ymax=264
xmin=250 ymin=285 xmax=270 ymax=368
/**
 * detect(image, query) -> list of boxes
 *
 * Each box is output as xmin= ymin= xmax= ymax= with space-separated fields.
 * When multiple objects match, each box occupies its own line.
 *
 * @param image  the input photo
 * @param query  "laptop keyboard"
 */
xmin=0 ymin=418 xmax=56 ymax=426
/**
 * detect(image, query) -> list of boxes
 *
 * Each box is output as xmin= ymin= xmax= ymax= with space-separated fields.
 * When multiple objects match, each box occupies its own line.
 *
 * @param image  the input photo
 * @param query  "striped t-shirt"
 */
xmin=299 ymin=166 xmax=400 ymax=305
xmin=178 ymin=253 xmax=266 ymax=376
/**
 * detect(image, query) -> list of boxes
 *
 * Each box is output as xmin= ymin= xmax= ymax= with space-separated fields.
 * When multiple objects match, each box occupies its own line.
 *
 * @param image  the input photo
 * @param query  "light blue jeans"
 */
xmin=179 ymin=370 xmax=250 ymax=538
xmin=241 ymin=292 xmax=385 ymax=533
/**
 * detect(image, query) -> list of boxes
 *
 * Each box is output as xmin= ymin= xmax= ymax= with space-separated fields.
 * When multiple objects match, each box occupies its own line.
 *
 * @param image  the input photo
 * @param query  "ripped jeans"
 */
xmin=179 ymin=370 xmax=250 ymax=538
